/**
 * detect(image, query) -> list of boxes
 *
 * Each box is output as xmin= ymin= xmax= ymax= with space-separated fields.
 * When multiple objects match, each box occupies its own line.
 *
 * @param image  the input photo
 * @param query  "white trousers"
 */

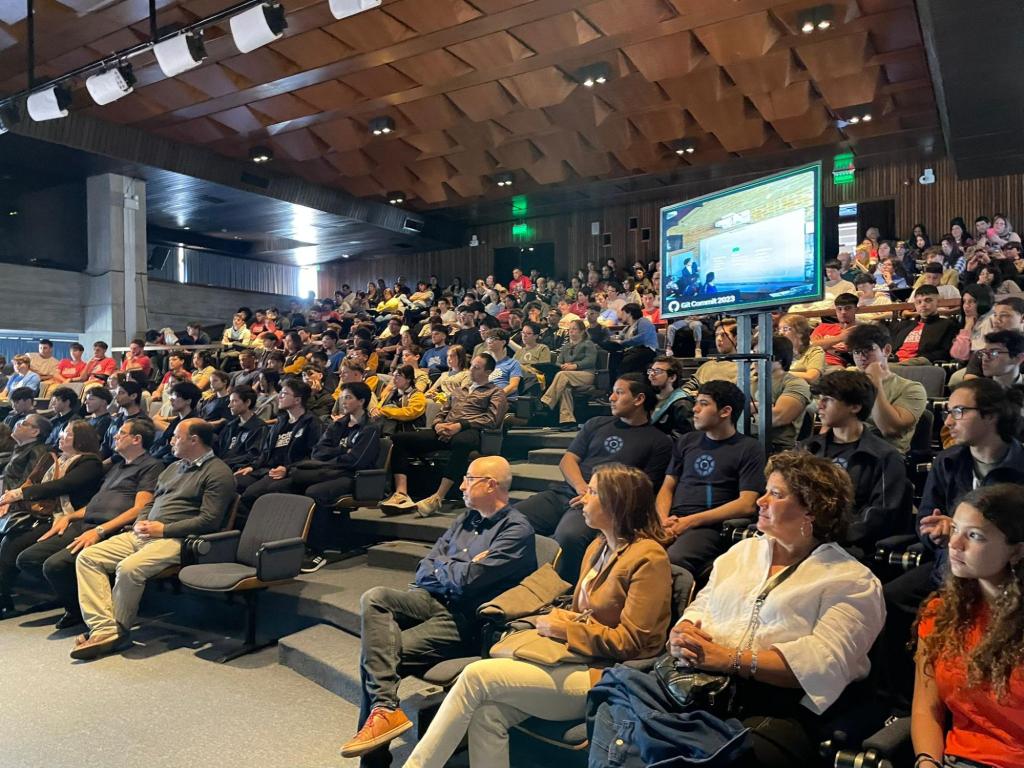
xmin=405 ymin=658 xmax=591 ymax=768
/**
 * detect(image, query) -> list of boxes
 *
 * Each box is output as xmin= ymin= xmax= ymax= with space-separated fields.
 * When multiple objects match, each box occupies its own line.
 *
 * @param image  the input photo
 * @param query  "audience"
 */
xmin=216 ymin=385 xmax=268 ymax=471
xmin=646 ymin=356 xmax=693 ymax=435
xmin=892 ymin=285 xmax=958 ymax=363
xmin=538 ymin=319 xmax=598 ymax=431
xmin=374 ymin=365 xmax=427 ymax=434
xmin=761 ymin=335 xmax=812 ymax=453
xmin=3 ymin=387 xmax=36 ymax=430
xmin=2 ymin=414 xmax=51 ymax=491
xmin=809 ymin=293 xmax=859 ymax=370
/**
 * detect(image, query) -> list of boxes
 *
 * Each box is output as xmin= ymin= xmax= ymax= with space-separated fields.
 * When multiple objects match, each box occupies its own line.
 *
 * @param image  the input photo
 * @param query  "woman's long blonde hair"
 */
xmin=592 ymin=464 xmax=670 ymax=546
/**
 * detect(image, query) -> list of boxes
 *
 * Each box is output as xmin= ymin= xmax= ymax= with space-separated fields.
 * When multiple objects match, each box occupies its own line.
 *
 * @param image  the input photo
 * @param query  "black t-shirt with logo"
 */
xmin=667 ymin=431 xmax=766 ymax=517
xmin=566 ymin=416 xmax=672 ymax=492
xmin=822 ymin=435 xmax=860 ymax=472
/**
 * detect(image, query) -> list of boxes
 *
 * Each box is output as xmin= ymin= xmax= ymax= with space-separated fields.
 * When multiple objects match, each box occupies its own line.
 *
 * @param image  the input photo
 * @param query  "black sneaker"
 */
xmin=300 ymin=554 xmax=327 ymax=574
xmin=55 ymin=611 xmax=85 ymax=631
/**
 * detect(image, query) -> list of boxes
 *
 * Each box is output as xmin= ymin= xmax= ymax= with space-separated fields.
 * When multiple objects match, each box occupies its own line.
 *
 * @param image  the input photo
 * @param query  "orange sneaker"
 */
xmin=339 ymin=707 xmax=413 ymax=757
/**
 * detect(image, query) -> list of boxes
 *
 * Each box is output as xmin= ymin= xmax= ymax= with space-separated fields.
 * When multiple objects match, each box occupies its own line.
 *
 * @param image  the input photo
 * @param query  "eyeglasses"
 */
xmin=976 ymin=349 xmax=1010 ymax=360
xmin=463 ymin=475 xmax=495 ymax=485
xmin=647 ymin=368 xmax=670 ymax=376
xmin=942 ymin=406 xmax=981 ymax=421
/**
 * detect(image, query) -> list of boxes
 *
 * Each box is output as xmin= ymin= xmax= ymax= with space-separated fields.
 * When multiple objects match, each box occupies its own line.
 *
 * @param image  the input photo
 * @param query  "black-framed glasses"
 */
xmin=647 ymin=368 xmax=670 ymax=376
xmin=975 ymin=349 xmax=1009 ymax=360
xmin=942 ymin=406 xmax=981 ymax=421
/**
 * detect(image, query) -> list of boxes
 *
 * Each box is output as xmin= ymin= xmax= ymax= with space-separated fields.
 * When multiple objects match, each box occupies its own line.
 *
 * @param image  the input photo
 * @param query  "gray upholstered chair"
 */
xmin=178 ymin=492 xmax=314 ymax=662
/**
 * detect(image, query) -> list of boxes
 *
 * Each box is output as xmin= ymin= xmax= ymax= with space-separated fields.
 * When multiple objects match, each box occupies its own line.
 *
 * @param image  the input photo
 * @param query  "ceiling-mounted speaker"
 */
xmin=230 ymin=3 xmax=287 ymax=54
xmin=154 ymin=32 xmax=207 ymax=77
xmin=329 ymin=0 xmax=381 ymax=20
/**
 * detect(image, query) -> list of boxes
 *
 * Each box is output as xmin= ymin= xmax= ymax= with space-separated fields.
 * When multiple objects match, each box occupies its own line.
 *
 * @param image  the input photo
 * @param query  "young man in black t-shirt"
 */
xmin=655 ymin=380 xmax=765 ymax=574
xmin=516 ymin=373 xmax=672 ymax=581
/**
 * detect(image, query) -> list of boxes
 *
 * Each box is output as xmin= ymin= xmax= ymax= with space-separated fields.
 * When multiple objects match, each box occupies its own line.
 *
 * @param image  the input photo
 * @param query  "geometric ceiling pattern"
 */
xmin=0 ymin=0 xmax=937 ymax=211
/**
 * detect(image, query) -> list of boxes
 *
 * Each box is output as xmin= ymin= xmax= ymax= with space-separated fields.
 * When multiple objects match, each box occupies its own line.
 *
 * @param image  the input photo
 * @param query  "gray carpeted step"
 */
xmin=266 ymin=555 xmax=417 ymax=634
xmin=504 ymin=428 xmax=578 ymax=455
xmin=279 ymin=624 xmax=443 ymax=715
xmin=348 ymin=506 xmax=454 ymax=543
xmin=367 ymin=540 xmax=434 ymax=571
xmin=511 ymin=462 xmax=564 ymax=492
xmin=526 ymin=448 xmax=564 ymax=465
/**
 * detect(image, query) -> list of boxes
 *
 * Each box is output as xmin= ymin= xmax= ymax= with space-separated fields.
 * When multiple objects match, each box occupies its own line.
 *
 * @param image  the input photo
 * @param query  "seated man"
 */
xmin=76 ymin=341 xmax=117 ymax=387
xmin=809 ymin=292 xmax=859 ymax=370
xmin=341 ymin=456 xmax=536 ymax=760
xmin=607 ymin=302 xmax=658 ymax=382
xmin=845 ymin=323 xmax=927 ymax=454
xmin=2 ymin=387 xmax=36 ymax=431
xmin=517 ymin=373 xmax=672 ymax=581
xmin=655 ymin=381 xmax=765 ymax=574
xmin=301 ymin=363 xmax=335 ymax=420
xmin=119 ymin=338 xmax=153 ymax=381
xmin=647 ymin=356 xmax=693 ymax=435
xmin=28 ymin=339 xmax=59 ymax=396
xmin=539 ymin=319 xmax=598 ymax=431
xmin=216 ymin=385 xmax=268 ymax=471
xmin=2 ymin=414 xmax=52 ymax=492
xmin=17 ymin=419 xmax=162 ymax=630
xmin=229 ymin=349 xmax=261 ymax=389
xmin=100 ymin=380 xmax=153 ymax=464
xmin=960 ymin=296 xmax=1024 ymax=380
xmin=82 ymin=386 xmax=112 ymax=438
xmin=152 ymin=351 xmax=192 ymax=403
xmin=380 ymin=354 xmax=508 ymax=518
xmin=1 ymin=355 xmax=41 ymax=400
xmin=72 ymin=418 xmax=235 ymax=659
xmin=891 ymin=285 xmax=958 ymax=364
xmin=800 ymin=370 xmax=911 ymax=552
xmin=910 ymin=262 xmax=961 ymax=301
xmin=483 ymin=330 xmax=522 ymax=400
xmin=682 ymin=320 xmax=739 ymax=397
xmin=149 ymin=381 xmax=201 ymax=464
xmin=972 ymin=329 xmax=1024 ymax=387
xmin=44 ymin=387 xmax=81 ymax=450
xmin=53 ymin=342 xmax=86 ymax=386
xmin=420 ymin=328 xmax=450 ymax=372
xmin=760 ymin=336 xmax=812 ymax=454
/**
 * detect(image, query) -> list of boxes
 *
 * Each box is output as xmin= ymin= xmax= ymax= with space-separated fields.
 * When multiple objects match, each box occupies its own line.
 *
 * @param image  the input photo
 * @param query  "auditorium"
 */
xmin=1 ymin=1 xmax=1022 ymax=766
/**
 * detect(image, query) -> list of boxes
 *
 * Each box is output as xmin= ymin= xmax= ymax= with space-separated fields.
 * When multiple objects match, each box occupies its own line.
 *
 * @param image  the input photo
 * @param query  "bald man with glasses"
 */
xmin=343 ymin=456 xmax=536 ymax=762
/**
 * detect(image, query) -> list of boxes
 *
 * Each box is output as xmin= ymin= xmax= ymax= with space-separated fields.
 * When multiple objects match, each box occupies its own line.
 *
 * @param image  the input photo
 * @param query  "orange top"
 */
xmin=918 ymin=598 xmax=1024 ymax=768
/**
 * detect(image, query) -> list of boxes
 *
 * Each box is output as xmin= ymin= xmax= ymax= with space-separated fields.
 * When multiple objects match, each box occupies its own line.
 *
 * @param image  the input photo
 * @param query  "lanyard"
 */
xmin=735 ymin=552 xmax=811 ymax=657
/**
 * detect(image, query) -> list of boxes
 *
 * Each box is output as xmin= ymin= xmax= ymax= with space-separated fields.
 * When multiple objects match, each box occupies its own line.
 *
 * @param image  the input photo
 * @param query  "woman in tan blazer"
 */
xmin=405 ymin=463 xmax=672 ymax=768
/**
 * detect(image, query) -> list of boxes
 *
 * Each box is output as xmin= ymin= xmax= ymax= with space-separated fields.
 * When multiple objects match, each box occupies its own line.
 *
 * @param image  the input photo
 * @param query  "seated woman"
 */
xmin=660 ymin=451 xmax=885 ymax=768
xmin=425 ymin=345 xmax=470 ymax=402
xmin=0 ymin=421 xmax=104 ymax=616
xmin=912 ymin=483 xmax=1024 ymax=768
xmin=197 ymin=369 xmax=232 ymax=426
xmin=190 ymin=350 xmax=216 ymax=392
xmin=254 ymin=370 xmax=280 ymax=422
xmin=779 ymin=313 xmax=825 ymax=384
xmin=950 ymin=285 xmax=996 ymax=362
xmin=372 ymin=365 xmax=426 ymax=435
xmin=404 ymin=463 xmax=672 ymax=768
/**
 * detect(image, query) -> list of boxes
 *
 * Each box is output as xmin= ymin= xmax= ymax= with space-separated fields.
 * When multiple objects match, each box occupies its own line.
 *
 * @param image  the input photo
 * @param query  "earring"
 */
xmin=801 ymin=520 xmax=811 ymax=538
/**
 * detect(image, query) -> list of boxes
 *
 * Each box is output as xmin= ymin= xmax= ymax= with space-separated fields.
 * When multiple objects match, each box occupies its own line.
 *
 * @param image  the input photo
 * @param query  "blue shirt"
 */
xmin=6 ymin=371 xmax=41 ymax=395
xmin=489 ymin=355 xmax=523 ymax=399
xmin=621 ymin=317 xmax=658 ymax=350
xmin=414 ymin=506 xmax=537 ymax=610
xmin=421 ymin=345 xmax=449 ymax=370
xmin=327 ymin=350 xmax=346 ymax=373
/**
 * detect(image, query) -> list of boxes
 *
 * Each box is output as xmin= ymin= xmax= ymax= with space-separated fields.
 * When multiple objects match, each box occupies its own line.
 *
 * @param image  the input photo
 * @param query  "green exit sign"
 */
xmin=833 ymin=152 xmax=856 ymax=186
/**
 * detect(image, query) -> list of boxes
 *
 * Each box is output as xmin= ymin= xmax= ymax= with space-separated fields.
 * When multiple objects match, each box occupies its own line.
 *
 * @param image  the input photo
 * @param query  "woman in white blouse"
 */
xmin=667 ymin=450 xmax=885 ymax=768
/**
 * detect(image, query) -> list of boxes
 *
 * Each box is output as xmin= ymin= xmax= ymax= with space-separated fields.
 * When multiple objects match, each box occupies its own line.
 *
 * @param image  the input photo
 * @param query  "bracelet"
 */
xmin=914 ymin=755 xmax=942 ymax=768
xmin=749 ymin=649 xmax=759 ymax=679
xmin=730 ymin=648 xmax=742 ymax=676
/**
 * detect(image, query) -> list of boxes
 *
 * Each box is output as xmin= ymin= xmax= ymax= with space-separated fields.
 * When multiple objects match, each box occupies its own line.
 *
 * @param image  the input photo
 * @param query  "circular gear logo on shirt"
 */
xmin=831 ymin=457 xmax=849 ymax=470
xmin=604 ymin=435 xmax=624 ymax=454
xmin=693 ymin=453 xmax=716 ymax=477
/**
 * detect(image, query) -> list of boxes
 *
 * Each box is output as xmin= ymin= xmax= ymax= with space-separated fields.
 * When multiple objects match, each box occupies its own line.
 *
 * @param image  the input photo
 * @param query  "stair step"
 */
xmin=367 ymin=540 xmax=434 ymax=571
xmin=279 ymin=624 xmax=443 ymax=715
xmin=526 ymin=448 xmax=564 ymax=465
xmin=503 ymin=428 xmax=577 ymax=458
xmin=266 ymin=555 xmax=416 ymax=634
xmin=349 ymin=506 xmax=454 ymax=544
xmin=510 ymin=462 xmax=564 ymax=492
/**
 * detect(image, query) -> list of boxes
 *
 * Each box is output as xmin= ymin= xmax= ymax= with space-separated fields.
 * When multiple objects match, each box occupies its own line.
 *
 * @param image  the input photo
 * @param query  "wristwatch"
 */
xmin=94 ymin=525 xmax=106 ymax=539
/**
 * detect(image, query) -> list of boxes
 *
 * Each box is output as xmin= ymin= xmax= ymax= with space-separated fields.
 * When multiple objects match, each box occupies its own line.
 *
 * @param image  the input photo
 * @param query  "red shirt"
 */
xmin=509 ymin=276 xmax=532 ymax=292
xmin=642 ymin=306 xmax=662 ymax=324
xmin=159 ymin=369 xmax=192 ymax=388
xmin=121 ymin=354 xmax=152 ymax=378
xmin=918 ymin=599 xmax=1024 ymax=768
xmin=896 ymin=322 xmax=924 ymax=362
xmin=83 ymin=356 xmax=116 ymax=382
xmin=57 ymin=358 xmax=86 ymax=380
xmin=810 ymin=323 xmax=850 ymax=367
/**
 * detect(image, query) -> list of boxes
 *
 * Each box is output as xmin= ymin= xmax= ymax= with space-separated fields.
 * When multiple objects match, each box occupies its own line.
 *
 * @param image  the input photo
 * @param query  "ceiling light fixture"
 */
xmin=0 ymin=103 xmax=20 ymax=135
xmin=369 ymin=116 xmax=395 ymax=136
xmin=86 ymin=64 xmax=135 ymax=105
xmin=797 ymin=5 xmax=834 ymax=35
xmin=836 ymin=104 xmax=874 ymax=128
xmin=249 ymin=146 xmax=273 ymax=163
xmin=26 ymin=85 xmax=72 ymax=122
xmin=230 ymin=3 xmax=287 ymax=54
xmin=328 ymin=0 xmax=381 ymax=20
xmin=493 ymin=172 xmax=514 ymax=188
xmin=387 ymin=191 xmax=405 ymax=205
xmin=576 ymin=62 xmax=612 ymax=88
xmin=153 ymin=32 xmax=207 ymax=77
xmin=672 ymin=139 xmax=697 ymax=156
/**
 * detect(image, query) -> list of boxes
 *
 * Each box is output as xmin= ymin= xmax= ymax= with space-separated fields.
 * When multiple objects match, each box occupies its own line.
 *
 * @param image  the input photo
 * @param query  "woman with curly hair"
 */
xmin=912 ymin=483 xmax=1024 ymax=768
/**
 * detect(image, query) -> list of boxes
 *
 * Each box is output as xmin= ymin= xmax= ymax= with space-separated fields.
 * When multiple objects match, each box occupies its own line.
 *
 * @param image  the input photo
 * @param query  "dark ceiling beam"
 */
xmin=917 ymin=0 xmax=1024 ymax=178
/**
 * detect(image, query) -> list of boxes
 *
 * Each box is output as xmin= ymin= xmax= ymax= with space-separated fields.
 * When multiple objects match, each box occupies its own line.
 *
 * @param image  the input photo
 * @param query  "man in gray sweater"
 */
xmin=539 ymin=319 xmax=599 ymax=430
xmin=71 ymin=418 xmax=235 ymax=660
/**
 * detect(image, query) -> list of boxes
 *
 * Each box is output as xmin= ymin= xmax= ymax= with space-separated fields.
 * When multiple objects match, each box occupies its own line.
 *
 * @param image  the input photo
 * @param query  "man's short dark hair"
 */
xmin=474 ymin=354 xmax=497 ymax=373
xmin=984 ymin=329 xmax=1024 ymax=357
xmin=489 ymin=328 xmax=509 ymax=343
xmin=924 ymin=262 xmax=944 ymax=275
xmin=93 ymin=341 xmax=109 ymax=350
xmin=169 ymin=381 xmax=202 ymax=409
xmin=118 ymin=379 xmax=144 ymax=405
xmin=915 ymin=284 xmax=939 ymax=297
xmin=50 ymin=386 xmax=79 ymax=410
xmin=85 ymin=386 xmax=113 ymax=404
xmin=846 ymin=322 xmax=892 ymax=353
xmin=813 ymin=371 xmax=876 ymax=421
xmin=125 ymin=418 xmax=157 ymax=449
xmin=322 ymin=330 xmax=339 ymax=341
xmin=281 ymin=376 xmax=311 ymax=405
xmin=267 ymin=351 xmax=287 ymax=365
xmin=232 ymin=384 xmax=259 ymax=410
xmin=130 ymin=338 xmax=145 ymax=348
xmin=652 ymin=356 xmax=684 ymax=388
xmin=996 ymin=296 xmax=1024 ymax=316
xmin=621 ymin=303 xmax=642 ymax=321
xmin=834 ymin=292 xmax=859 ymax=307
xmin=853 ymin=272 xmax=875 ymax=286
xmin=38 ymin=338 xmax=53 ymax=348
xmin=772 ymin=336 xmax=794 ymax=371
xmin=825 ymin=259 xmax=842 ymax=270
xmin=697 ymin=380 xmax=746 ymax=424
xmin=341 ymin=381 xmax=372 ymax=409
xmin=70 ymin=343 xmax=84 ymax=353
xmin=617 ymin=372 xmax=657 ymax=414
xmin=24 ymin=413 xmax=53 ymax=441
xmin=976 ymin=215 xmax=991 ymax=225
xmin=9 ymin=386 xmax=35 ymax=404
xmin=185 ymin=419 xmax=216 ymax=448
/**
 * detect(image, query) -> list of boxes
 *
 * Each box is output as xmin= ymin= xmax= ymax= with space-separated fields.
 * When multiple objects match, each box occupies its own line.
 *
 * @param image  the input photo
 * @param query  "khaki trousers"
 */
xmin=405 ymin=658 xmax=591 ymax=768
xmin=540 ymin=370 xmax=595 ymax=423
xmin=76 ymin=532 xmax=182 ymax=637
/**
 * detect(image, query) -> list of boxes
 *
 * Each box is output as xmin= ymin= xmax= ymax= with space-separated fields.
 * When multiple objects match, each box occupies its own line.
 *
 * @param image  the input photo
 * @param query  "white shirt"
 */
xmin=680 ymin=535 xmax=885 ymax=714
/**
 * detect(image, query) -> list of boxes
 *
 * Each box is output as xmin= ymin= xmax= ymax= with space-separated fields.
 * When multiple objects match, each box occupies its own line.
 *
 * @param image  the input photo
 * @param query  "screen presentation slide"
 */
xmin=660 ymin=164 xmax=822 ymax=317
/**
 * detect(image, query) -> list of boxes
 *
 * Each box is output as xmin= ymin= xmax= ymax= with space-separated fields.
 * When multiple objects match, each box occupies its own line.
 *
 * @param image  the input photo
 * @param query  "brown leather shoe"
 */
xmin=339 ymin=708 xmax=412 ymax=757
xmin=69 ymin=631 xmax=130 ymax=660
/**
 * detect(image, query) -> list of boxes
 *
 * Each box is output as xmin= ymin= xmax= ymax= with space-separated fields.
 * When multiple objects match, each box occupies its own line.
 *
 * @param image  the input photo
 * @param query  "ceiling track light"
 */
xmin=797 ymin=4 xmax=834 ymax=34
xmin=86 ymin=63 xmax=135 ymax=105
xmin=575 ymin=62 xmax=612 ymax=88
xmin=0 ymin=103 xmax=20 ymax=135
xmin=249 ymin=145 xmax=273 ymax=163
xmin=836 ymin=104 xmax=874 ymax=128
xmin=493 ymin=172 xmax=514 ymax=188
xmin=369 ymin=116 xmax=395 ymax=136
xmin=672 ymin=139 xmax=698 ymax=156
xmin=153 ymin=31 xmax=207 ymax=77
xmin=26 ymin=85 xmax=73 ymax=122
xmin=230 ymin=3 xmax=287 ymax=54
xmin=329 ymin=0 xmax=381 ymax=20
xmin=387 ymin=191 xmax=405 ymax=205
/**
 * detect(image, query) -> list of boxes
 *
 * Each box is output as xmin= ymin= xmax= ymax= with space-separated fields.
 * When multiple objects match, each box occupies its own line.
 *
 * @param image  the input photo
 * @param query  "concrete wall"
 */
xmin=0 ymin=264 xmax=86 ymax=333
xmin=147 ymin=280 xmax=301 ymax=332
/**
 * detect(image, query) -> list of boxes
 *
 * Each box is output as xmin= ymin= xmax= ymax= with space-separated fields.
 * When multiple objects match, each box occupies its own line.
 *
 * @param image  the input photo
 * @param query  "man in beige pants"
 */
xmin=72 ymin=418 xmax=235 ymax=660
xmin=540 ymin=320 xmax=599 ymax=430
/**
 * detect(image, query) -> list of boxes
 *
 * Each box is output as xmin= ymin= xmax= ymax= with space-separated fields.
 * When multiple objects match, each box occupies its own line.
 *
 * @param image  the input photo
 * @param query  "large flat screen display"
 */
xmin=659 ymin=163 xmax=823 ymax=317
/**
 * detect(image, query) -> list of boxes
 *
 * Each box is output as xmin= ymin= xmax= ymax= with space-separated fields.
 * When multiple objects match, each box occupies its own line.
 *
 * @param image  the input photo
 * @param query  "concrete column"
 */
xmin=82 ymin=174 xmax=148 ymax=348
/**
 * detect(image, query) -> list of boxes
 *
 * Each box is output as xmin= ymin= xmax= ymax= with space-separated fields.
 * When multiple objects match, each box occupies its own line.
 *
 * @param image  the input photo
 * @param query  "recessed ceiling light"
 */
xmin=249 ymin=146 xmax=273 ymax=163
xmin=369 ymin=116 xmax=395 ymax=136
xmin=493 ymin=172 xmax=514 ymax=187
xmin=576 ymin=62 xmax=612 ymax=88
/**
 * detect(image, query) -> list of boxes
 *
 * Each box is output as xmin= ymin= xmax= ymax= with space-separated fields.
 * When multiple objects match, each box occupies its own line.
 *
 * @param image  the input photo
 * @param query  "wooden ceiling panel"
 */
xmin=445 ymin=174 xmax=486 ymax=198
xmin=325 ymin=148 xmax=374 ymax=177
xmin=362 ymin=138 xmax=421 ymax=167
xmin=868 ymin=7 xmax=921 ymax=52
xmin=445 ymin=149 xmax=496 ymax=177
xmin=770 ymin=103 xmax=832 ymax=142
xmin=464 ymin=0 xmax=533 ymax=13
xmin=292 ymin=79 xmax=365 ymax=112
xmin=511 ymin=11 xmax=602 ymax=55
xmin=341 ymin=64 xmax=419 ymax=98
xmin=392 ymin=49 xmax=475 ymax=87
xmin=524 ymin=156 xmax=570 ymax=185
xmin=568 ymin=149 xmax=612 ymax=178
xmin=324 ymin=8 xmax=415 ymax=52
xmin=270 ymin=128 xmax=327 ymax=161
xmin=881 ymin=50 xmax=929 ymax=84
xmin=221 ymin=48 xmax=301 ymax=86
xmin=622 ymin=31 xmax=704 ymax=83
xmin=578 ymin=0 xmax=678 ymax=36
xmin=658 ymin=66 xmax=730 ymax=107
xmin=386 ymin=0 xmax=482 ymax=34
xmin=409 ymin=157 xmax=455 ymax=185
xmin=138 ymin=77 xmax=213 ymax=113
xmin=725 ymin=50 xmax=796 ymax=95
xmin=446 ymin=31 xmax=534 ymax=71
xmin=405 ymin=130 xmax=460 ymax=156
xmin=448 ymin=81 xmax=518 ymax=122
xmin=815 ymin=67 xmax=883 ymax=109
xmin=269 ymin=28 xmax=354 ymax=70
xmin=495 ymin=108 xmax=553 ymax=137
xmin=399 ymin=94 xmax=464 ymax=132
xmin=250 ymin=93 xmax=318 ymax=123
xmin=628 ymin=107 xmax=688 ymax=144
xmin=412 ymin=180 xmax=449 ymax=205
xmin=597 ymin=72 xmax=669 ymax=114
xmin=795 ymin=32 xmax=873 ymax=82
xmin=500 ymin=67 xmax=577 ymax=110
xmin=371 ymin=163 xmax=418 ymax=191
xmin=491 ymin=138 xmax=541 ymax=170
xmin=176 ymin=64 xmax=253 ymax=99
xmin=311 ymin=117 xmax=369 ymax=152
xmin=693 ymin=11 xmax=781 ymax=66
xmin=337 ymin=175 xmax=385 ymax=198
xmin=209 ymin=105 xmax=269 ymax=134
xmin=749 ymin=81 xmax=813 ymax=121
xmin=445 ymin=119 xmax=510 ymax=150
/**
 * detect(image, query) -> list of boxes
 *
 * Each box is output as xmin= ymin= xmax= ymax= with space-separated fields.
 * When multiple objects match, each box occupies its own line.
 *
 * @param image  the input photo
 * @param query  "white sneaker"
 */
xmin=379 ymin=492 xmax=415 ymax=516
xmin=415 ymin=495 xmax=442 ymax=518
xmin=694 ymin=348 xmax=703 ymax=358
